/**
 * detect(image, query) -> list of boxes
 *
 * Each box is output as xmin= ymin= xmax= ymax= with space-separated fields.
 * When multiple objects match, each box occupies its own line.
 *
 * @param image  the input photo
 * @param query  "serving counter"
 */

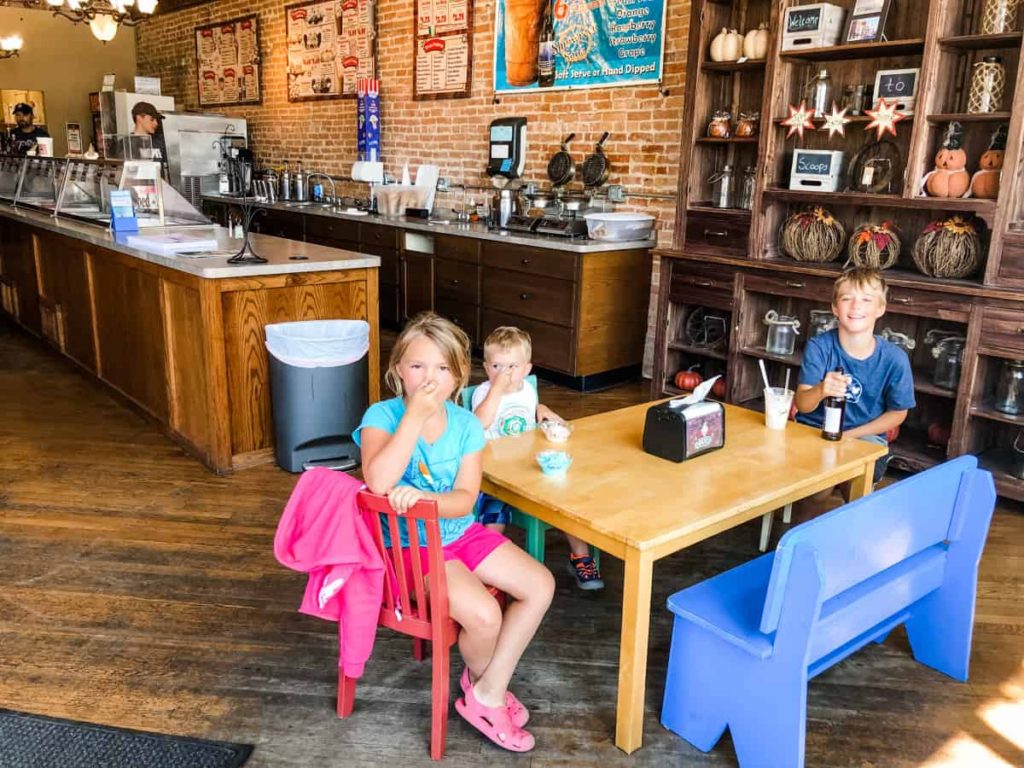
xmin=0 ymin=204 xmax=380 ymax=474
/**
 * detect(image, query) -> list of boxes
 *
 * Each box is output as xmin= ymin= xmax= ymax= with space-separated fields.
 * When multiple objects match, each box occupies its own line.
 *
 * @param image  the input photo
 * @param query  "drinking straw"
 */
xmin=784 ymin=367 xmax=791 ymax=393
xmin=759 ymin=358 xmax=771 ymax=391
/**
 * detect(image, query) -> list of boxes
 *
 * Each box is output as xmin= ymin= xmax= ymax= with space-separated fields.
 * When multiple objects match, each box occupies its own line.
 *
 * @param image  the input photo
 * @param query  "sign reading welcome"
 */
xmin=493 ymin=0 xmax=666 ymax=93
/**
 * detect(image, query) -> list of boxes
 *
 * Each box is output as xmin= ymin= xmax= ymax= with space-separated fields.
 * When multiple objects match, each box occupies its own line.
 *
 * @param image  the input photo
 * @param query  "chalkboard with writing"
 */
xmin=874 ymin=69 xmax=919 ymax=100
xmin=786 ymin=7 xmax=823 ymax=33
xmin=795 ymin=151 xmax=835 ymax=175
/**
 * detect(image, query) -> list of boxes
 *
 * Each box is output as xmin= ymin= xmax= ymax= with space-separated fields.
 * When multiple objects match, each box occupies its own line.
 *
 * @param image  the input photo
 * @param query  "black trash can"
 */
xmin=265 ymin=320 xmax=370 ymax=473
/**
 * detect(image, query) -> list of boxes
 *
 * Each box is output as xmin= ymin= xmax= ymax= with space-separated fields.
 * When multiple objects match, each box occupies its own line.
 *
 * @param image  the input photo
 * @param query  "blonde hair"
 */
xmin=385 ymin=312 xmax=472 ymax=400
xmin=483 ymin=326 xmax=532 ymax=362
xmin=833 ymin=267 xmax=888 ymax=306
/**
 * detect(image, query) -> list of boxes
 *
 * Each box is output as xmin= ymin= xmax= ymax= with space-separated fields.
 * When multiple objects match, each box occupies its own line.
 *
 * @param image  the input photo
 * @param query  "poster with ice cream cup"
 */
xmin=286 ymin=0 xmax=377 ymax=101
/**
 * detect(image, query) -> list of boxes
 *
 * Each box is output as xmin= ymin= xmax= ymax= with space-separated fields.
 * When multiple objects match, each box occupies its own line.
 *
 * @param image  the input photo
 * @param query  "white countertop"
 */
xmin=203 ymin=194 xmax=657 ymax=253
xmin=0 ymin=204 xmax=380 ymax=279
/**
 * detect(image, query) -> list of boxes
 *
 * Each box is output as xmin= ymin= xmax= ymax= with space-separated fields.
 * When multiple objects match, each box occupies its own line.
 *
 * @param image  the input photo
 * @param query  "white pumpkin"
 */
xmin=744 ymin=23 xmax=769 ymax=60
xmin=710 ymin=28 xmax=743 ymax=61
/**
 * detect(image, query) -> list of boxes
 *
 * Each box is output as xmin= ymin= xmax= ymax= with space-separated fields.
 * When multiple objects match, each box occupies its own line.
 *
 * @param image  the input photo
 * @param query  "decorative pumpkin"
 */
xmin=710 ymin=28 xmax=743 ymax=62
xmin=674 ymin=366 xmax=704 ymax=391
xmin=923 ymin=121 xmax=970 ymax=198
xmin=970 ymin=123 xmax=1008 ymax=199
xmin=927 ymin=422 xmax=951 ymax=449
xmin=885 ymin=425 xmax=901 ymax=443
xmin=711 ymin=375 xmax=727 ymax=399
xmin=743 ymin=23 xmax=769 ymax=59
xmin=846 ymin=220 xmax=901 ymax=270
xmin=912 ymin=215 xmax=982 ymax=279
xmin=780 ymin=206 xmax=846 ymax=263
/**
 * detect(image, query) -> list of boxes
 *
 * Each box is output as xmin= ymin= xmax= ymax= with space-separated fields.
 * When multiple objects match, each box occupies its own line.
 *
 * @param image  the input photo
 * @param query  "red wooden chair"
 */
xmin=338 ymin=491 xmax=501 ymax=760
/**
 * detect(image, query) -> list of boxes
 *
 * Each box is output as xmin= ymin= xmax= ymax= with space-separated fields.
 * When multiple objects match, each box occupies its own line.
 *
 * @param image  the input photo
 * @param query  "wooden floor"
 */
xmin=1 ymin=317 xmax=1022 ymax=768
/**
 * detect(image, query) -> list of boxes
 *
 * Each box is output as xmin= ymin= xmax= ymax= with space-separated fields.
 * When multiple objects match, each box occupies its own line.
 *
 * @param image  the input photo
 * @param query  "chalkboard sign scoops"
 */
xmin=782 ymin=3 xmax=845 ymax=50
xmin=873 ymin=68 xmax=920 ymax=114
xmin=790 ymin=149 xmax=844 ymax=192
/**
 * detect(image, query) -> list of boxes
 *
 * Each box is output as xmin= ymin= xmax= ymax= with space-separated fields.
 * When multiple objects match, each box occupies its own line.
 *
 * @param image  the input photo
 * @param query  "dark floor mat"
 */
xmin=0 ymin=709 xmax=252 ymax=768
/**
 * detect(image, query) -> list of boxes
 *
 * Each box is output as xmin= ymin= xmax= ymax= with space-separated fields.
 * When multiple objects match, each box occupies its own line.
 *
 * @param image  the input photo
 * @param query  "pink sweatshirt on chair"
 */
xmin=274 ymin=468 xmax=388 ymax=678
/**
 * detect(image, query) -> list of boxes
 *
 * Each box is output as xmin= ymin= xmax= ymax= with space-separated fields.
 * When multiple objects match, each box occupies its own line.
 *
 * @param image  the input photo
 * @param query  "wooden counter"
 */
xmin=0 ymin=207 xmax=380 ymax=474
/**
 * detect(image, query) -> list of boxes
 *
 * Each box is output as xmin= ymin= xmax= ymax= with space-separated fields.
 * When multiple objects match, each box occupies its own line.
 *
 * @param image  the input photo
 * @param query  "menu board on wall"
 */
xmin=195 ymin=15 xmax=262 ymax=107
xmin=414 ymin=0 xmax=472 ymax=100
xmin=286 ymin=0 xmax=377 ymax=101
xmin=493 ymin=0 xmax=667 ymax=93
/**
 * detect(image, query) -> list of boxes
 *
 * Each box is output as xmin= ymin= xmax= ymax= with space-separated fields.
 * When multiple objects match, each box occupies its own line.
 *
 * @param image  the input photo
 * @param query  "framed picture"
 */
xmin=1 ymin=90 xmax=46 ymax=126
xmin=844 ymin=0 xmax=891 ymax=43
xmin=195 ymin=15 xmax=262 ymax=107
xmin=65 ymin=122 xmax=83 ymax=155
xmin=285 ymin=0 xmax=377 ymax=102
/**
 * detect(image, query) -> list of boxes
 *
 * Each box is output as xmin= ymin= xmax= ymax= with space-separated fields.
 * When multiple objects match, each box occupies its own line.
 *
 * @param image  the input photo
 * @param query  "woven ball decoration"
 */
xmin=780 ymin=207 xmax=846 ymax=263
xmin=912 ymin=216 xmax=982 ymax=279
xmin=847 ymin=221 xmax=901 ymax=270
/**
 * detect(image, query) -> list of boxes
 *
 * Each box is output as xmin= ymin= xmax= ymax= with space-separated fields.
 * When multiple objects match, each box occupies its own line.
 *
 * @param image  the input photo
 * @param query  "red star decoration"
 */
xmin=864 ymin=98 xmax=906 ymax=140
xmin=781 ymin=100 xmax=816 ymax=140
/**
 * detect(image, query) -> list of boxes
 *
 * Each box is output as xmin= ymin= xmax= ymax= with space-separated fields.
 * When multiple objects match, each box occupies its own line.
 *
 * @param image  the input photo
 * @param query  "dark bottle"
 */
xmin=538 ymin=2 xmax=556 ymax=88
xmin=821 ymin=366 xmax=846 ymax=441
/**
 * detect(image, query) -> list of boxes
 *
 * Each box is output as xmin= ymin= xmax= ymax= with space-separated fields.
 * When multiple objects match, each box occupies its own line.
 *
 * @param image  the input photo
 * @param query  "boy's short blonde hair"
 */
xmin=833 ymin=267 xmax=888 ymax=306
xmin=483 ymin=326 xmax=532 ymax=362
xmin=385 ymin=312 xmax=471 ymax=400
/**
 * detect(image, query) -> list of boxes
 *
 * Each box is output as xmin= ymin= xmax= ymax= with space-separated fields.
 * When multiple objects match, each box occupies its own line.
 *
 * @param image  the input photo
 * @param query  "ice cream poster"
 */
xmin=493 ymin=0 xmax=666 ymax=93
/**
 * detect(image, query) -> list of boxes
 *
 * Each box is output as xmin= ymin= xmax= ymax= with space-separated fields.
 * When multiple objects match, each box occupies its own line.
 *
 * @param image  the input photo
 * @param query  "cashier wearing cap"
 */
xmin=131 ymin=101 xmax=167 ymax=168
xmin=8 ymin=103 xmax=49 ymax=156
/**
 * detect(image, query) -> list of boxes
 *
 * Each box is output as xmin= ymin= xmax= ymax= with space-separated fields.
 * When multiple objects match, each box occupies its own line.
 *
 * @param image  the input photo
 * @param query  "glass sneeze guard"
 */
xmin=0 ymin=154 xmax=24 ymax=203
xmin=15 ymin=156 xmax=68 ymax=213
xmin=55 ymin=158 xmax=125 ymax=225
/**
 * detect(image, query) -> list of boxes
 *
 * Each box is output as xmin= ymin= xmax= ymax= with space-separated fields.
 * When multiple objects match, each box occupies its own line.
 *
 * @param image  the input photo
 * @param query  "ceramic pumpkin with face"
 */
xmin=970 ymin=124 xmax=1008 ymax=200
xmin=923 ymin=121 xmax=970 ymax=198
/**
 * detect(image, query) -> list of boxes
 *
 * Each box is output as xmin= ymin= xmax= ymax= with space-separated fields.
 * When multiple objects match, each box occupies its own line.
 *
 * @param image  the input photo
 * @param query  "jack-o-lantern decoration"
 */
xmin=970 ymin=124 xmax=1008 ymax=200
xmin=923 ymin=121 xmax=970 ymax=198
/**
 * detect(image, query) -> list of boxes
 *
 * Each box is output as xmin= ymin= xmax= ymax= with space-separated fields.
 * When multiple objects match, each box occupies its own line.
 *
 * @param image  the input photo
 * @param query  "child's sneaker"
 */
xmin=568 ymin=554 xmax=604 ymax=591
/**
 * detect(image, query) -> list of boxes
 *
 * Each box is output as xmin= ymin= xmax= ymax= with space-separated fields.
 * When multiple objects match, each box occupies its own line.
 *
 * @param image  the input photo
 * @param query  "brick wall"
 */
xmin=138 ymin=0 xmax=688 ymax=371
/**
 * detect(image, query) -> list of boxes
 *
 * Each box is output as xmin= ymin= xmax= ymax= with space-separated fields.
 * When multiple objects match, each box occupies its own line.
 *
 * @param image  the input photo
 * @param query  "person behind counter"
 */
xmin=130 ymin=101 xmax=168 ymax=168
xmin=8 ymin=103 xmax=50 ymax=156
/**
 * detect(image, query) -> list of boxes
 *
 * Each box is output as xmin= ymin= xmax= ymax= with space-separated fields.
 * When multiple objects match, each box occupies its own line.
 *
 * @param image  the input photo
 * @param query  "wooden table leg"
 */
xmin=615 ymin=547 xmax=654 ymax=754
xmin=848 ymin=460 xmax=874 ymax=501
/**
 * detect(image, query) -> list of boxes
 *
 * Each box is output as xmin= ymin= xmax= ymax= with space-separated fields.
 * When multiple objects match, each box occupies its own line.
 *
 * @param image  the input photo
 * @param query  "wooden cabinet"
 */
xmin=34 ymin=231 xmax=97 ymax=372
xmin=252 ymin=209 xmax=305 ymax=241
xmin=402 ymin=250 xmax=434 ymax=320
xmin=0 ymin=220 xmax=41 ymax=335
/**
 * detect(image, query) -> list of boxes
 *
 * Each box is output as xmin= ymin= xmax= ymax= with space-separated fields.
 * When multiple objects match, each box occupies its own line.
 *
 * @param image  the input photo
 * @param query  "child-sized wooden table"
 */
xmin=480 ymin=400 xmax=886 ymax=754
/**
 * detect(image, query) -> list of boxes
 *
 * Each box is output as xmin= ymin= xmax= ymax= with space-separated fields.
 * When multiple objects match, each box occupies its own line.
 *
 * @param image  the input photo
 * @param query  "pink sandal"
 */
xmin=461 ymin=667 xmax=529 ymax=727
xmin=455 ymin=682 xmax=535 ymax=752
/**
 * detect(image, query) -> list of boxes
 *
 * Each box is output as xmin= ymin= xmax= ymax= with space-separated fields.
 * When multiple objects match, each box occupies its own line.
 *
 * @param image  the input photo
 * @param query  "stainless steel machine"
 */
xmin=160 ymin=112 xmax=248 ymax=207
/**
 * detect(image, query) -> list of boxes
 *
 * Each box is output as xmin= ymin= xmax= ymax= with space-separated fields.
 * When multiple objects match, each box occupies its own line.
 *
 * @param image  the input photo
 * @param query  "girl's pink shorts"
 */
xmin=401 ymin=522 xmax=507 ymax=580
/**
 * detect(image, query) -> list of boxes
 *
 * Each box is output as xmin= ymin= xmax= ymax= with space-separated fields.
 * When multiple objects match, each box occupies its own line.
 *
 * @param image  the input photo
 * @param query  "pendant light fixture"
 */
xmin=0 ymin=33 xmax=23 ymax=58
xmin=0 ymin=0 xmax=157 ymax=42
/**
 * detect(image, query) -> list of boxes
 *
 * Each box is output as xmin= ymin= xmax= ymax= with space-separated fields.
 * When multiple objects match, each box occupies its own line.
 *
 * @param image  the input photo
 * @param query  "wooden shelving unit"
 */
xmin=778 ymin=38 xmax=926 ymax=62
xmin=652 ymin=0 xmax=1024 ymax=500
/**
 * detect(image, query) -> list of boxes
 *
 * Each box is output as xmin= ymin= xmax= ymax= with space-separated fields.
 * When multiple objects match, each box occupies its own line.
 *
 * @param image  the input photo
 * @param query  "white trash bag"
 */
xmin=265 ymin=320 xmax=370 ymax=368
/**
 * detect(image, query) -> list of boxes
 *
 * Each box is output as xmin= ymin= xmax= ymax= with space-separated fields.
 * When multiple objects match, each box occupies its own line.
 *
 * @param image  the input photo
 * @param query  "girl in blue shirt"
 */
xmin=354 ymin=312 xmax=553 ymax=753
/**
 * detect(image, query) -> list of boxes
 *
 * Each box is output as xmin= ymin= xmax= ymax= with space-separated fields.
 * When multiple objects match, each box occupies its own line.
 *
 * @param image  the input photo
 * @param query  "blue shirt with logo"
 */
xmin=353 ymin=397 xmax=485 ymax=546
xmin=797 ymin=329 xmax=916 ymax=435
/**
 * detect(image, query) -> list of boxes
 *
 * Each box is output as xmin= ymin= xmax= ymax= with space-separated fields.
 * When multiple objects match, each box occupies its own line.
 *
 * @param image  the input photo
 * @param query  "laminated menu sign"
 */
xmin=414 ymin=0 xmax=472 ymax=99
xmin=195 ymin=15 xmax=262 ymax=107
xmin=493 ymin=0 xmax=667 ymax=93
xmin=286 ymin=0 xmax=377 ymax=101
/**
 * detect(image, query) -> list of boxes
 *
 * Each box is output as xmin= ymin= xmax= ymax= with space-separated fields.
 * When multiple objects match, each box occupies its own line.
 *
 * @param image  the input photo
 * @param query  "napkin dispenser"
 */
xmin=642 ymin=377 xmax=725 ymax=463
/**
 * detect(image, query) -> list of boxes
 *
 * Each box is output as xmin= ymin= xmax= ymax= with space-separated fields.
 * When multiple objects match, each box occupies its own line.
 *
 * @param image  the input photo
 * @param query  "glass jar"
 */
xmin=764 ymin=310 xmax=801 ymax=356
xmin=981 ymin=0 xmax=1020 ymax=33
xmin=737 ymin=166 xmax=756 ymax=210
xmin=842 ymin=84 xmax=870 ymax=116
xmin=735 ymin=111 xmax=760 ymax=138
xmin=994 ymin=359 xmax=1024 ymax=415
xmin=968 ymin=56 xmax=1006 ymax=114
xmin=707 ymin=110 xmax=732 ymax=138
xmin=806 ymin=68 xmax=833 ymax=117
xmin=931 ymin=336 xmax=966 ymax=390
xmin=809 ymin=310 xmax=838 ymax=337
xmin=709 ymin=164 xmax=735 ymax=208
xmin=881 ymin=327 xmax=917 ymax=355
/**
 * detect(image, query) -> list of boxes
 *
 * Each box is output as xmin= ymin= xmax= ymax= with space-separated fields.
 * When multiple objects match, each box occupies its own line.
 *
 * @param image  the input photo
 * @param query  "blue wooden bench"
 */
xmin=660 ymin=455 xmax=996 ymax=768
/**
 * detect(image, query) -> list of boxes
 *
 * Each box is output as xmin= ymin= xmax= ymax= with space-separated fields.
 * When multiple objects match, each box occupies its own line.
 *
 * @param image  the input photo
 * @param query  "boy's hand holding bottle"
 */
xmin=820 ymin=370 xmax=851 ymax=399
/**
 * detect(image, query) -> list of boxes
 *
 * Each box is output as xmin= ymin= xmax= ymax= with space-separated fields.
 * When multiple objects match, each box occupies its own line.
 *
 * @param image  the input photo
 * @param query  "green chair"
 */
xmin=461 ymin=376 xmax=599 ymax=567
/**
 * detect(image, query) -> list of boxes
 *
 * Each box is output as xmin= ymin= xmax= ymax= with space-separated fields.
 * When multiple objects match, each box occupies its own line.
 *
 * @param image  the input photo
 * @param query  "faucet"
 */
xmin=307 ymin=172 xmax=337 ymax=206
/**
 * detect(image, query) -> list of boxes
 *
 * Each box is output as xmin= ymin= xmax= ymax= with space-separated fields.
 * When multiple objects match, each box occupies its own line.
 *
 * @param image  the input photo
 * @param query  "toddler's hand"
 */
xmin=387 ymin=485 xmax=426 ymax=515
xmin=491 ymin=368 xmax=515 ymax=394
xmin=821 ymin=372 xmax=851 ymax=399
xmin=407 ymin=379 xmax=443 ymax=421
xmin=537 ymin=404 xmax=564 ymax=424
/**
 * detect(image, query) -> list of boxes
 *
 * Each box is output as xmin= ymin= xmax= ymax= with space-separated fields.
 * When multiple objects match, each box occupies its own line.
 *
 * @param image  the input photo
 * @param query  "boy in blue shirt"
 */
xmin=795 ymin=267 xmax=916 ymax=492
